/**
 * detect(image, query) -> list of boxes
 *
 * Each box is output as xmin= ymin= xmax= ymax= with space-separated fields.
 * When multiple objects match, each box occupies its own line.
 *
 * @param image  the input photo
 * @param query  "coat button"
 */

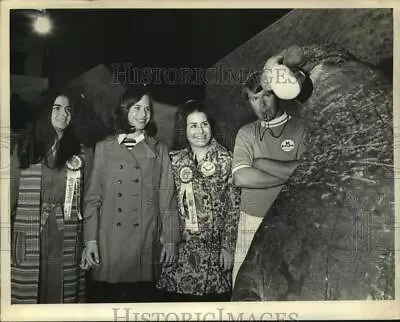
xmin=117 ymin=222 xmax=121 ymax=227
xmin=120 ymin=164 xmax=124 ymax=169
xmin=134 ymin=223 xmax=139 ymax=227
xmin=117 ymin=179 xmax=122 ymax=184
xmin=133 ymin=178 xmax=139 ymax=183
xmin=118 ymin=208 xmax=122 ymax=213
xmin=135 ymin=166 xmax=140 ymax=169
xmin=118 ymin=193 xmax=122 ymax=197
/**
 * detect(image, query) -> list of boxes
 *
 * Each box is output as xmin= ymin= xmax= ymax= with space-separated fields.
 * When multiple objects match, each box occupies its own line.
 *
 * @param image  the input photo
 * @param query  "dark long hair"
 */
xmin=19 ymin=87 xmax=90 ymax=169
xmin=109 ymin=84 xmax=157 ymax=136
xmin=171 ymin=100 xmax=222 ymax=151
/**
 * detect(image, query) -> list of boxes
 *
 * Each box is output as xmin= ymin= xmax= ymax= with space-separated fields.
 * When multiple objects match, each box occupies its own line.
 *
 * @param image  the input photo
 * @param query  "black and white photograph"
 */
xmin=1 ymin=1 xmax=398 ymax=321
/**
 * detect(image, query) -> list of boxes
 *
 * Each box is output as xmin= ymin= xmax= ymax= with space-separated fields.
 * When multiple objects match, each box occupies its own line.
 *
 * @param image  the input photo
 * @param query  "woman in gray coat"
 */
xmin=82 ymin=85 xmax=180 ymax=302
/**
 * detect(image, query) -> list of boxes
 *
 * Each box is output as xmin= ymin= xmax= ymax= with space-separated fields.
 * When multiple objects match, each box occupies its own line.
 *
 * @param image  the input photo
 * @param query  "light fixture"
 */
xmin=31 ymin=9 xmax=52 ymax=35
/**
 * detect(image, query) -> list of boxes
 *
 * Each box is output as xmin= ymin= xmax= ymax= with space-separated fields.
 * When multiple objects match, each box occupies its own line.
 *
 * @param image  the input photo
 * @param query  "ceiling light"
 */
xmin=31 ymin=10 xmax=52 ymax=35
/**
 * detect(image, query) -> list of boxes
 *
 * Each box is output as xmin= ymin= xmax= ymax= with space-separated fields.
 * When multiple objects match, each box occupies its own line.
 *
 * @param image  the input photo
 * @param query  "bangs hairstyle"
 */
xmin=110 ymin=84 xmax=157 ymax=136
xmin=242 ymin=70 xmax=264 ymax=99
xmin=172 ymin=100 xmax=222 ymax=151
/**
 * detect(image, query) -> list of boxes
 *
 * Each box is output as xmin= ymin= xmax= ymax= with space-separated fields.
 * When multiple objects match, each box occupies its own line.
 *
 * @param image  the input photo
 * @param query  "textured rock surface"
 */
xmin=231 ymin=45 xmax=394 ymax=301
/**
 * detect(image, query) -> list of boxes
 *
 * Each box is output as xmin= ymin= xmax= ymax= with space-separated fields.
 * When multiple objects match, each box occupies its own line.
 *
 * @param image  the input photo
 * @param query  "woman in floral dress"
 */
xmin=156 ymin=100 xmax=240 ymax=301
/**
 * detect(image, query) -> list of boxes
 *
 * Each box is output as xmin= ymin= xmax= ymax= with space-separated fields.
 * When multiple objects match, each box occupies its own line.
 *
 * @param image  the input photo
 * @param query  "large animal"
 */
xmin=232 ymin=45 xmax=394 ymax=301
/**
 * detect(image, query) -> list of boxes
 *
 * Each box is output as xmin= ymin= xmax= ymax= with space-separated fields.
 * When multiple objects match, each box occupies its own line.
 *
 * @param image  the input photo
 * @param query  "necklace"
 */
xmin=259 ymin=119 xmax=289 ymax=141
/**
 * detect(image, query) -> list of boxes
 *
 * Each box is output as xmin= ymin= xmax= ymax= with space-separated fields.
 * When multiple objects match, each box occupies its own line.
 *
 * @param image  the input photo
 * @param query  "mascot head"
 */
xmin=261 ymin=45 xmax=306 ymax=100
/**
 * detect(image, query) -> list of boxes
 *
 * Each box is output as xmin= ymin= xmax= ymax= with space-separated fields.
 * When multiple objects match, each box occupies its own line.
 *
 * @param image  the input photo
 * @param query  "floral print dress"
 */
xmin=156 ymin=139 xmax=240 ymax=296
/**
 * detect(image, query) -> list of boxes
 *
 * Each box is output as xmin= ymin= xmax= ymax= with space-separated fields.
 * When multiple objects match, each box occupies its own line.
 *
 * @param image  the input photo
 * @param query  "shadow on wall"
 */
xmin=68 ymin=64 xmax=178 ymax=149
xmin=151 ymin=100 xmax=177 ymax=148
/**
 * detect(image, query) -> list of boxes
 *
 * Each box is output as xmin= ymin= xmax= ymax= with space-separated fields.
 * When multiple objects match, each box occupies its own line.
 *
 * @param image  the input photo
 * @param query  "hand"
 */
xmin=85 ymin=240 xmax=100 ymax=268
xmin=160 ymin=243 xmax=177 ymax=267
xmin=219 ymin=248 xmax=233 ymax=272
xmin=80 ymin=248 xmax=90 ymax=270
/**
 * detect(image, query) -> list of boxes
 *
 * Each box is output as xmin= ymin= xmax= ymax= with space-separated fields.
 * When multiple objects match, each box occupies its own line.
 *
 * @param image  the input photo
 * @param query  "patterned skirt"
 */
xmin=156 ymin=234 xmax=231 ymax=296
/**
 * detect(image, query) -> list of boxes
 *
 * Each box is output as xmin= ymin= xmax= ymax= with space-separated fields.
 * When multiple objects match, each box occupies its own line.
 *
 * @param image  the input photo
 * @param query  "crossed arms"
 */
xmin=233 ymin=158 xmax=300 ymax=189
xmin=232 ymin=128 xmax=301 ymax=189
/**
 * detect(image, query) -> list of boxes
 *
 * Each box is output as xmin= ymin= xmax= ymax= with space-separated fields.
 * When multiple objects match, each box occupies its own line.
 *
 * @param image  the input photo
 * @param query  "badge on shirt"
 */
xmin=66 ymin=155 xmax=83 ymax=171
xmin=65 ymin=155 xmax=83 ymax=221
xmin=199 ymin=161 xmax=216 ymax=177
xmin=281 ymin=139 xmax=295 ymax=152
xmin=180 ymin=166 xmax=193 ymax=183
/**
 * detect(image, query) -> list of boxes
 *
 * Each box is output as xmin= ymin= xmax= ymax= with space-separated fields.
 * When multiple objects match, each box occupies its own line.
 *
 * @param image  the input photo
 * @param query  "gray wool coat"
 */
xmin=83 ymin=135 xmax=180 ymax=283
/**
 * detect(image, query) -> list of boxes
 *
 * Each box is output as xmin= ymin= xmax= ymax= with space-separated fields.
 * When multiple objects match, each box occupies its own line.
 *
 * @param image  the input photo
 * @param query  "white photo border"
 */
xmin=1 ymin=1 xmax=399 ymax=321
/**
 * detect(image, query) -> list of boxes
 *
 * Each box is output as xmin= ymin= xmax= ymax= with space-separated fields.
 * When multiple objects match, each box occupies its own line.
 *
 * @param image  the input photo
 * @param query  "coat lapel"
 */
xmin=141 ymin=136 xmax=158 ymax=159
xmin=107 ymin=135 xmax=140 ymax=165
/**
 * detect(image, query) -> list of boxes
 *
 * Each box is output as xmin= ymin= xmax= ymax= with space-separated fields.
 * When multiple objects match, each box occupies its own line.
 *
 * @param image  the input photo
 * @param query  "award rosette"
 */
xmin=199 ymin=161 xmax=216 ymax=177
xmin=178 ymin=166 xmax=199 ymax=232
xmin=64 ymin=155 xmax=83 ymax=221
xmin=66 ymin=155 xmax=83 ymax=171
xmin=179 ymin=166 xmax=193 ymax=183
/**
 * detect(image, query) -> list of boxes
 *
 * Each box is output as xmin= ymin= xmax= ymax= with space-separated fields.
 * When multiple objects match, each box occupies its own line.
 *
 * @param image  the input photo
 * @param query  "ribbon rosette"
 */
xmin=64 ymin=155 xmax=83 ymax=221
xmin=178 ymin=166 xmax=199 ymax=232
xmin=180 ymin=166 xmax=193 ymax=183
xmin=66 ymin=155 xmax=83 ymax=171
xmin=199 ymin=161 xmax=216 ymax=177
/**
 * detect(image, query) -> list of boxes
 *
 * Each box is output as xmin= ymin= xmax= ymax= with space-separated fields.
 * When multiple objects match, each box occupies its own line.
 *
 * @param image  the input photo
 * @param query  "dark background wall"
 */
xmin=205 ymin=8 xmax=393 ymax=150
xmin=10 ymin=9 xmax=290 ymax=105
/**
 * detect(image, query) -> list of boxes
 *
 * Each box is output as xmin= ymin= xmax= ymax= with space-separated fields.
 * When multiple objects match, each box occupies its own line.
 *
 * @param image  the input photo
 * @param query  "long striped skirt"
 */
xmin=11 ymin=206 xmax=86 ymax=304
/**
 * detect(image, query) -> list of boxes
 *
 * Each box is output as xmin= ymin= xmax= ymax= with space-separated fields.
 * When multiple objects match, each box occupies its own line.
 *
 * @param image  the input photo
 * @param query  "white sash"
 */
xmin=180 ymin=182 xmax=199 ymax=232
xmin=64 ymin=169 xmax=82 ymax=221
xmin=178 ymin=166 xmax=199 ymax=232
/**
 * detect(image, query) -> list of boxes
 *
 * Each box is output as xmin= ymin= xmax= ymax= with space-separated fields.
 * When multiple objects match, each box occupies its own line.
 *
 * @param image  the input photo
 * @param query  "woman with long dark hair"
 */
xmin=156 ymin=100 xmax=240 ymax=301
xmin=82 ymin=84 xmax=180 ymax=302
xmin=10 ymin=86 xmax=99 ymax=303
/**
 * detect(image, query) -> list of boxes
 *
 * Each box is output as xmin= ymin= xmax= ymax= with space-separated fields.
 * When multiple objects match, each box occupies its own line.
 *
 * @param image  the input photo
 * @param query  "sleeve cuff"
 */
xmin=232 ymin=164 xmax=251 ymax=176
